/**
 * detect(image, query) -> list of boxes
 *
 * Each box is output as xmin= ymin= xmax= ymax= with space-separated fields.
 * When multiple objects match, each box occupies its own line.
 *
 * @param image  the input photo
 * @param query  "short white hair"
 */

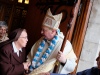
xmin=0 ymin=21 xmax=8 ymax=28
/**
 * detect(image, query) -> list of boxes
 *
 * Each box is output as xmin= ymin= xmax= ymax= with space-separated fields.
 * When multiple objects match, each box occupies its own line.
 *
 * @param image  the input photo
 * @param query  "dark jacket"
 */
xmin=77 ymin=67 xmax=100 ymax=75
xmin=0 ymin=43 xmax=26 ymax=75
xmin=50 ymin=67 xmax=100 ymax=75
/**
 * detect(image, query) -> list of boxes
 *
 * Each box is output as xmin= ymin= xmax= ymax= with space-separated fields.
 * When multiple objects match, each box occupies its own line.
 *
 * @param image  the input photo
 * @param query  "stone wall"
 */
xmin=77 ymin=0 xmax=100 ymax=72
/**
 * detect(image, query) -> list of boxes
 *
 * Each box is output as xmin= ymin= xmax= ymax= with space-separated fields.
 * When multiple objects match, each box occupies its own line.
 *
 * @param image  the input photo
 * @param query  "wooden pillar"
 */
xmin=71 ymin=0 xmax=93 ymax=73
xmin=0 ymin=4 xmax=6 ymax=20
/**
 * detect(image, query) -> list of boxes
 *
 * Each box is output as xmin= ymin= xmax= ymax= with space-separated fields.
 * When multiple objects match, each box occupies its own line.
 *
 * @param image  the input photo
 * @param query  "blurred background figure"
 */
xmin=50 ymin=51 xmax=100 ymax=75
xmin=76 ymin=51 xmax=100 ymax=75
xmin=0 ymin=21 xmax=9 ymax=43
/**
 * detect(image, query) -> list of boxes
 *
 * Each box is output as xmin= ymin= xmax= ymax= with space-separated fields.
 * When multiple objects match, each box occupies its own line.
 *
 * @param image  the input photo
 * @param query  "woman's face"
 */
xmin=0 ymin=26 xmax=7 ymax=37
xmin=17 ymin=30 xmax=28 ymax=48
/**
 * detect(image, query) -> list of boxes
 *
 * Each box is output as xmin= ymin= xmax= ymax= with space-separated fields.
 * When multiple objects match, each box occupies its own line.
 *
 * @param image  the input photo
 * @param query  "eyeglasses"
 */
xmin=20 ymin=36 xmax=28 ymax=39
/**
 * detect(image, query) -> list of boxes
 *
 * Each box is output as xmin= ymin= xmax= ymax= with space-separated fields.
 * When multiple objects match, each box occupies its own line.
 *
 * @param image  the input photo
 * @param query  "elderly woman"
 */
xmin=0 ymin=21 xmax=9 ymax=43
xmin=0 ymin=28 xmax=30 ymax=75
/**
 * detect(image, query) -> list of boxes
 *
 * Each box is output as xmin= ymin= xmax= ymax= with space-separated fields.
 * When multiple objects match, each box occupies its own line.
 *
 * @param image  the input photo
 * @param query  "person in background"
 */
xmin=0 ymin=28 xmax=30 ymax=75
xmin=0 ymin=21 xmax=9 ymax=43
xmin=50 ymin=51 xmax=100 ymax=75
xmin=27 ymin=8 xmax=77 ymax=75
xmin=76 ymin=51 xmax=100 ymax=75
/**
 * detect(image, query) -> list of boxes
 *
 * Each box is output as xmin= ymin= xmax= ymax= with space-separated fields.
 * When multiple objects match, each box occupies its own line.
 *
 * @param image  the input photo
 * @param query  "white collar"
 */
xmin=12 ymin=42 xmax=22 ymax=53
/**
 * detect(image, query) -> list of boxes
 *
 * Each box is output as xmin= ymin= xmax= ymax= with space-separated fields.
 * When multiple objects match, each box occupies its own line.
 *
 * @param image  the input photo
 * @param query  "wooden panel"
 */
xmin=0 ymin=4 xmax=6 ymax=20
xmin=0 ymin=0 xmax=29 ymax=33
xmin=24 ymin=0 xmax=79 ymax=54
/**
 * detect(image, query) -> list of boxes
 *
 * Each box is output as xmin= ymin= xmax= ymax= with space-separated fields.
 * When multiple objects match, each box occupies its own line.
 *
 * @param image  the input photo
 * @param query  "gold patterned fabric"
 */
xmin=29 ymin=58 xmax=56 ymax=75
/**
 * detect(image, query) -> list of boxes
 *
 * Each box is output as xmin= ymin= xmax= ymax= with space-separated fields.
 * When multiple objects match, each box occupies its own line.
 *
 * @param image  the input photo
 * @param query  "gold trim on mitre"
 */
xmin=42 ymin=8 xmax=63 ymax=30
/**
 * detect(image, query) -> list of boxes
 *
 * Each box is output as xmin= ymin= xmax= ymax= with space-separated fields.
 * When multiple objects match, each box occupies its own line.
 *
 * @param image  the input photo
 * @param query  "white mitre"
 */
xmin=42 ymin=8 xmax=63 ymax=30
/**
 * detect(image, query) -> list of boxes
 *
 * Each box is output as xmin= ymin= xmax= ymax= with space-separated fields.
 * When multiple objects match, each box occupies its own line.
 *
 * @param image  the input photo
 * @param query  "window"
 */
xmin=18 ymin=0 xmax=29 ymax=4
xmin=18 ymin=0 xmax=23 ymax=3
xmin=24 ymin=0 xmax=29 ymax=4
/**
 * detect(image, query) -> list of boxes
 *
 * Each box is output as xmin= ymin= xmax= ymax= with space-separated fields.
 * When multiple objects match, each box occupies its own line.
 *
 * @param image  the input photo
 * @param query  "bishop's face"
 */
xmin=41 ymin=26 xmax=56 ymax=40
